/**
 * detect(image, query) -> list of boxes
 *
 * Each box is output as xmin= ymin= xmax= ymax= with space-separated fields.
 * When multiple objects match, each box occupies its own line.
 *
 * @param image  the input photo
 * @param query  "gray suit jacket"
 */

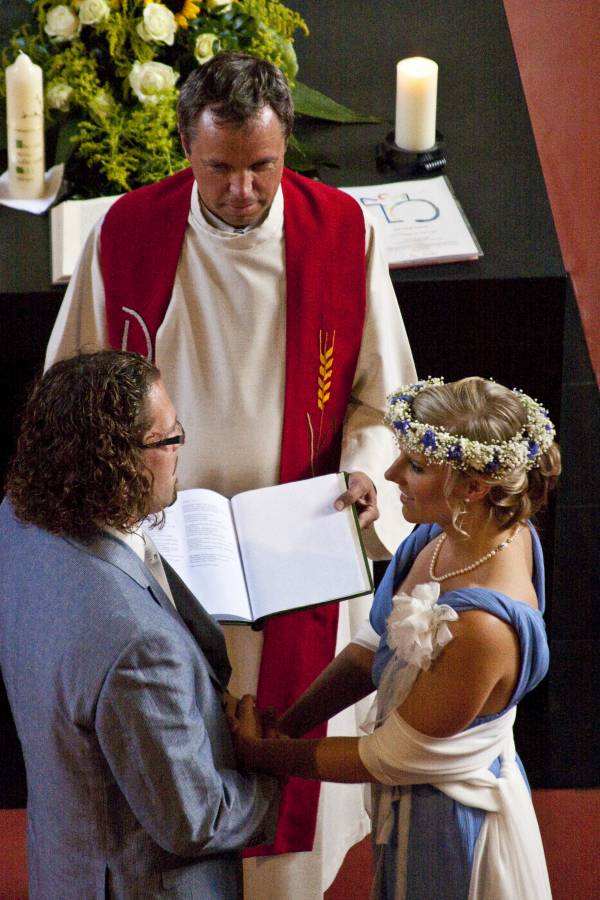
xmin=0 ymin=498 xmax=278 ymax=899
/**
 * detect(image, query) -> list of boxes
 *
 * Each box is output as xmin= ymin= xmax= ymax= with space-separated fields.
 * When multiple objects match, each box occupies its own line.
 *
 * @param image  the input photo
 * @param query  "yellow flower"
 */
xmin=145 ymin=0 xmax=200 ymax=30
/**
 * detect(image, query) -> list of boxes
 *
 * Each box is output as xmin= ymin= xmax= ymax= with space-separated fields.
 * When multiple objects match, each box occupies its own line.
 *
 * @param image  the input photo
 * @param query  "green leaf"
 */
xmin=292 ymin=81 xmax=383 ymax=124
xmin=285 ymin=134 xmax=338 ymax=174
xmin=53 ymin=118 xmax=81 ymax=166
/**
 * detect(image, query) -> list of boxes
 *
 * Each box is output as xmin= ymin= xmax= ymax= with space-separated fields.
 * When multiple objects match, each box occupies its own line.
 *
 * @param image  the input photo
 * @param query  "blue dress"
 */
xmin=368 ymin=522 xmax=550 ymax=900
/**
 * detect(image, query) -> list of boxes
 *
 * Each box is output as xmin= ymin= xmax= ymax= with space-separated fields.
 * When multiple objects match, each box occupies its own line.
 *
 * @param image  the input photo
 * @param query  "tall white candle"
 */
xmin=5 ymin=52 xmax=45 ymax=199
xmin=395 ymin=56 xmax=438 ymax=152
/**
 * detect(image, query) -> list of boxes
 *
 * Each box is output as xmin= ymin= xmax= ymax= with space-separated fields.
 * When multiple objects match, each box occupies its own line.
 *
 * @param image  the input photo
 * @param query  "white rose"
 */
xmin=78 ymin=0 xmax=110 ymax=26
xmin=206 ymin=0 xmax=233 ymax=12
xmin=137 ymin=3 xmax=177 ymax=46
xmin=194 ymin=33 xmax=219 ymax=65
xmin=44 ymin=5 xmax=81 ymax=42
xmin=46 ymin=82 xmax=74 ymax=112
xmin=129 ymin=61 xmax=178 ymax=105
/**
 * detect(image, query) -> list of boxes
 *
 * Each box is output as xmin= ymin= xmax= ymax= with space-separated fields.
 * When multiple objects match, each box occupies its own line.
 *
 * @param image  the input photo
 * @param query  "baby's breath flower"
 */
xmin=385 ymin=378 xmax=555 ymax=479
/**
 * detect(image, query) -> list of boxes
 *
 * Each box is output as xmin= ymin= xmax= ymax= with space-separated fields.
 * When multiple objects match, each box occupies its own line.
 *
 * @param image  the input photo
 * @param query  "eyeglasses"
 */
xmin=139 ymin=422 xmax=186 ymax=450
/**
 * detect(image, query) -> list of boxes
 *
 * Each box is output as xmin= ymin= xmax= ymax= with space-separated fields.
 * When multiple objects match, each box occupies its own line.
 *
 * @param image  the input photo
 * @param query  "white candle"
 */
xmin=5 ymin=52 xmax=45 ymax=199
xmin=395 ymin=56 xmax=438 ymax=152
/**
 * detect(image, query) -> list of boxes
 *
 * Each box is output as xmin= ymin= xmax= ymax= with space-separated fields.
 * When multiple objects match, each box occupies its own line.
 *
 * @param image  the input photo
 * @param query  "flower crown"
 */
xmin=385 ymin=377 xmax=556 ymax=479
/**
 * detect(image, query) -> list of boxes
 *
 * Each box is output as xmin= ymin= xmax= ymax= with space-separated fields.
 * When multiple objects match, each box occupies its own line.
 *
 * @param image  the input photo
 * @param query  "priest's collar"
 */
xmin=199 ymin=199 xmax=264 ymax=233
xmin=191 ymin=183 xmax=283 ymax=236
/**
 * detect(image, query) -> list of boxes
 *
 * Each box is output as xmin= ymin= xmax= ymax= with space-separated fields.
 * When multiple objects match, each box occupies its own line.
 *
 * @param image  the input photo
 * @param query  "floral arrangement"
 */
xmin=385 ymin=377 xmax=556 ymax=479
xmin=1 ymin=1 xmax=376 ymax=198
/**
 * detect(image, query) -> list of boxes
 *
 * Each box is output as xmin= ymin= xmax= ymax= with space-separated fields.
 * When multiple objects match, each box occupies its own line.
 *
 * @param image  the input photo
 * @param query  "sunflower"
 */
xmin=145 ymin=0 xmax=201 ymax=29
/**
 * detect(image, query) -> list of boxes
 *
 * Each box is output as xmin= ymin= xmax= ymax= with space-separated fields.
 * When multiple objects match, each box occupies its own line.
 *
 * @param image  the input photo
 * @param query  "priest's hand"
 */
xmin=335 ymin=470 xmax=379 ymax=529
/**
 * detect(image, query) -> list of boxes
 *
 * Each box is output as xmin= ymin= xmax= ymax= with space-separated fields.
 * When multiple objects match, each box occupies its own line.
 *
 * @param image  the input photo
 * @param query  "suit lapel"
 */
xmin=162 ymin=557 xmax=232 ymax=689
xmin=66 ymin=532 xmax=230 ymax=689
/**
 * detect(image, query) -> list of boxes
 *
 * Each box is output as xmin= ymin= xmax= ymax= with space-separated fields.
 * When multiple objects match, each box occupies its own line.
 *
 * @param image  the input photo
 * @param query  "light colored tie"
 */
xmin=143 ymin=534 xmax=176 ymax=609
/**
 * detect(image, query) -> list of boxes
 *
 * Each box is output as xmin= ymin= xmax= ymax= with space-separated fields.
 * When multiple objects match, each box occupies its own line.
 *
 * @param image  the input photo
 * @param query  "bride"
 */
xmin=231 ymin=376 xmax=560 ymax=899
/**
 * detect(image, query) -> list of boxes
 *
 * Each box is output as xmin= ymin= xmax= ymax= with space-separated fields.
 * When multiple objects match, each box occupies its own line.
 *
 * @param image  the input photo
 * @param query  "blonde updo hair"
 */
xmin=411 ymin=377 xmax=561 ymax=531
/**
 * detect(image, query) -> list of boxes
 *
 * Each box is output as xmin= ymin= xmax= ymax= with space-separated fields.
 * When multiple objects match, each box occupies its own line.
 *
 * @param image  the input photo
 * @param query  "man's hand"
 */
xmin=221 ymin=689 xmax=239 ymax=730
xmin=231 ymin=694 xmax=261 ymax=739
xmin=334 ymin=470 xmax=379 ymax=529
xmin=231 ymin=695 xmax=288 ymax=773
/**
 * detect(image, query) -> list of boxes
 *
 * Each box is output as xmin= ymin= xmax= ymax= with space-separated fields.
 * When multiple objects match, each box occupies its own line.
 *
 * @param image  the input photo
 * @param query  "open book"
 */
xmin=340 ymin=175 xmax=482 ymax=268
xmin=50 ymin=194 xmax=121 ymax=283
xmin=143 ymin=473 xmax=373 ymax=628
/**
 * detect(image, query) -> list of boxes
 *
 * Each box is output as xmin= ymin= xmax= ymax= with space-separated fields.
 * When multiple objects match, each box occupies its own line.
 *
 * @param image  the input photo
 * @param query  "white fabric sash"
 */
xmin=359 ymin=707 xmax=552 ymax=899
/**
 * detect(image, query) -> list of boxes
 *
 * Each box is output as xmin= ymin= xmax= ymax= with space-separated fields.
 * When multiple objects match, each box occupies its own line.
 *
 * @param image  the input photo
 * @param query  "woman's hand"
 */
xmin=232 ymin=695 xmax=289 ymax=771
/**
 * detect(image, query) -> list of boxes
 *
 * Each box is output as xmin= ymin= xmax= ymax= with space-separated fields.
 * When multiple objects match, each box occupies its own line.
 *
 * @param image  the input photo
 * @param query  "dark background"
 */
xmin=0 ymin=0 xmax=597 ymax=806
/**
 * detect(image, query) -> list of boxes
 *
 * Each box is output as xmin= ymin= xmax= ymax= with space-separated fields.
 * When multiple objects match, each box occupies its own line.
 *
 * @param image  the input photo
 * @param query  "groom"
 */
xmin=0 ymin=350 xmax=278 ymax=899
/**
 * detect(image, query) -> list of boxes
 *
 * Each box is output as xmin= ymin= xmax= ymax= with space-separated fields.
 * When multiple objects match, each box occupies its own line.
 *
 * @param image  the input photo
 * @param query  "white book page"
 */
xmin=232 ymin=473 xmax=371 ymax=621
xmin=143 ymin=496 xmax=190 ymax=582
xmin=50 ymin=195 xmax=121 ymax=284
xmin=145 ymin=489 xmax=251 ymax=621
xmin=340 ymin=175 xmax=482 ymax=268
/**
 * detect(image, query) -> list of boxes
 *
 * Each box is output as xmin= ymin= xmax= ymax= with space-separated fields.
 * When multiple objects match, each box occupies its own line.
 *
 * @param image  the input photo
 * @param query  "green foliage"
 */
xmin=285 ymin=133 xmax=338 ymax=175
xmin=293 ymin=81 xmax=383 ymax=124
xmin=72 ymin=91 xmax=186 ymax=195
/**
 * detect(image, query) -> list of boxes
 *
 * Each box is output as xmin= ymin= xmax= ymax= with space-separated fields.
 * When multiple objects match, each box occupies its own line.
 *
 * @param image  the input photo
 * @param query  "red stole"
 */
xmin=101 ymin=167 xmax=366 ymax=854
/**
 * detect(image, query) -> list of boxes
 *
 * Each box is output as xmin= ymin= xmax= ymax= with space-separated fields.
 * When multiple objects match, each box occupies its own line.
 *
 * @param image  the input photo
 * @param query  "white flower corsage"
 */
xmin=386 ymin=581 xmax=458 ymax=670
xmin=362 ymin=583 xmax=459 ymax=734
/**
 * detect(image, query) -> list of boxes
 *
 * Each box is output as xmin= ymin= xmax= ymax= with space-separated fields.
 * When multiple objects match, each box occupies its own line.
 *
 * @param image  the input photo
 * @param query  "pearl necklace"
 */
xmin=428 ymin=525 xmax=521 ymax=583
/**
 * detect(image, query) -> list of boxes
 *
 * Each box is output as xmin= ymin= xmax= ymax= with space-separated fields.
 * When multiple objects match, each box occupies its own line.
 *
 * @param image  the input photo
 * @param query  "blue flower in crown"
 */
xmin=485 ymin=456 xmax=501 ymax=473
xmin=421 ymin=429 xmax=437 ymax=451
xmin=385 ymin=376 xmax=555 ymax=479
xmin=447 ymin=444 xmax=463 ymax=462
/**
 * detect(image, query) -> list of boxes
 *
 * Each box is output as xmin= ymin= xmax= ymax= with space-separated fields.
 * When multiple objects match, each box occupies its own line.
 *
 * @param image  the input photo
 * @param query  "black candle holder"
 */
xmin=376 ymin=130 xmax=446 ymax=179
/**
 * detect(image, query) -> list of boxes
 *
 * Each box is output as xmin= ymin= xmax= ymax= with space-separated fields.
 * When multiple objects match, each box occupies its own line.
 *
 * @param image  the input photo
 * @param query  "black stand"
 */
xmin=376 ymin=130 xmax=446 ymax=178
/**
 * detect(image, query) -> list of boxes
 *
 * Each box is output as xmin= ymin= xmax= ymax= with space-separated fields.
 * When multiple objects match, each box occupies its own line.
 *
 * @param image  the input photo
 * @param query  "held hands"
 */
xmin=229 ymin=694 xmax=288 ymax=771
xmin=335 ymin=470 xmax=379 ymax=529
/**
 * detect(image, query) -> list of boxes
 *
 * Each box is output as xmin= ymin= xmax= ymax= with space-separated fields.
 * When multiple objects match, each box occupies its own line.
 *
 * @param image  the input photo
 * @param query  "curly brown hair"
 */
xmin=6 ymin=351 xmax=161 ymax=542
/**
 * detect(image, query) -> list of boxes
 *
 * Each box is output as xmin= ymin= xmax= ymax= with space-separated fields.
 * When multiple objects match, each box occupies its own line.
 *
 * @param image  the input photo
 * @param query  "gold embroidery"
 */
xmin=307 ymin=330 xmax=336 ymax=475
xmin=318 ymin=331 xmax=334 ymax=410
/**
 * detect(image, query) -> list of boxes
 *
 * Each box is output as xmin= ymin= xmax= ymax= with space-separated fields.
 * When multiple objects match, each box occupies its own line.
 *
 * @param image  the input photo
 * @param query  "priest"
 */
xmin=45 ymin=51 xmax=417 ymax=899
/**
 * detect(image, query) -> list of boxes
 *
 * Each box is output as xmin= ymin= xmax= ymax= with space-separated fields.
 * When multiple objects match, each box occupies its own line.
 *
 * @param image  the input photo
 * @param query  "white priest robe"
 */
xmin=45 ymin=180 xmax=417 ymax=898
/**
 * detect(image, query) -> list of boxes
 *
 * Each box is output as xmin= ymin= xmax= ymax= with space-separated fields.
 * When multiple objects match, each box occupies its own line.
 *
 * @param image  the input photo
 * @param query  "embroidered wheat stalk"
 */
xmin=318 ymin=330 xmax=335 ymax=411
xmin=316 ymin=329 xmax=335 ymax=470
xmin=307 ymin=330 xmax=336 ymax=476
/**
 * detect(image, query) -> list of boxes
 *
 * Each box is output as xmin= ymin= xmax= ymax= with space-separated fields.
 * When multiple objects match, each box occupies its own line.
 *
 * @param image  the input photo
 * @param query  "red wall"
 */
xmin=503 ymin=0 xmax=600 ymax=386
